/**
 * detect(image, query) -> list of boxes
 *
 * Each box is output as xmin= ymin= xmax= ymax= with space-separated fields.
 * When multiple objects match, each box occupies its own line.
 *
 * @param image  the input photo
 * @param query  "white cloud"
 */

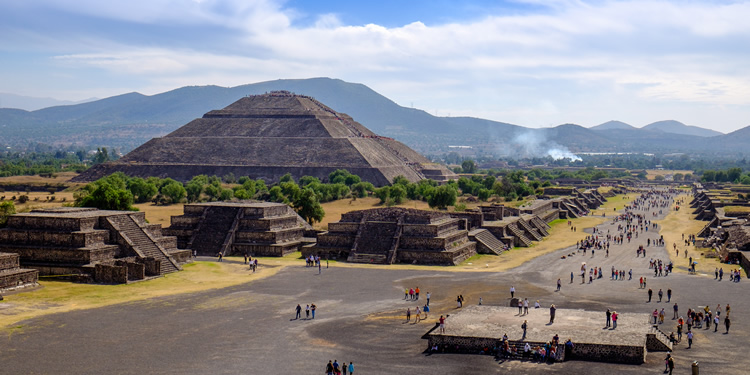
xmin=3 ymin=0 xmax=750 ymax=131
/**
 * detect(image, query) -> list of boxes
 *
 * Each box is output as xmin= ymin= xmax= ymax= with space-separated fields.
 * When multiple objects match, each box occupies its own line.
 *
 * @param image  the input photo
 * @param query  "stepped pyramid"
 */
xmin=74 ymin=91 xmax=457 ymax=186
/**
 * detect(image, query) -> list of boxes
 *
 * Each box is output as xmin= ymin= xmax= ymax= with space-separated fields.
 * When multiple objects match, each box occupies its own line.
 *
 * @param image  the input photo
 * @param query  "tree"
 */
xmin=392 ymin=175 xmax=409 ymax=186
xmin=204 ymin=184 xmax=221 ymax=201
xmin=461 ymin=160 xmax=477 ymax=173
xmin=218 ymin=188 xmax=234 ymax=201
xmin=160 ymin=180 xmax=187 ymax=204
xmin=77 ymin=181 xmax=134 ymax=210
xmin=93 ymin=147 xmax=110 ymax=164
xmin=233 ymin=187 xmax=252 ymax=200
xmin=727 ymin=167 xmax=742 ymax=183
xmin=428 ymin=185 xmax=457 ymax=209
xmin=390 ymin=184 xmax=406 ymax=204
xmin=294 ymin=188 xmax=325 ymax=225
xmin=375 ymin=186 xmax=391 ymax=204
xmin=127 ymin=177 xmax=158 ymax=203
xmin=279 ymin=173 xmax=294 ymax=184
xmin=673 ymin=173 xmax=684 ymax=181
xmin=0 ymin=201 xmax=15 ymax=227
xmin=654 ymin=175 xmax=665 ymax=181
xmin=477 ymin=188 xmax=492 ymax=201
xmin=186 ymin=181 xmax=204 ymax=203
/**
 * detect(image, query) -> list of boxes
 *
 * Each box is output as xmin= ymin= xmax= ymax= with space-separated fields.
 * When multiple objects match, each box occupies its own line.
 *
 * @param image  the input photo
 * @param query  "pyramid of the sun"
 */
xmin=74 ymin=91 xmax=457 ymax=186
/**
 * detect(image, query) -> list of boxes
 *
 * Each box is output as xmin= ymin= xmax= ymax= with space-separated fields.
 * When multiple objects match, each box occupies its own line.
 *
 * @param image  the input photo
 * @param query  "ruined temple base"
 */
xmin=425 ymin=305 xmax=652 ymax=364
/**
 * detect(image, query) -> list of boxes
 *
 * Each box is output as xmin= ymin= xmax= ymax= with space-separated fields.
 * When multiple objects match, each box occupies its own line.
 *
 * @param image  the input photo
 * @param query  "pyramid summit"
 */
xmin=74 ymin=91 xmax=456 ymax=186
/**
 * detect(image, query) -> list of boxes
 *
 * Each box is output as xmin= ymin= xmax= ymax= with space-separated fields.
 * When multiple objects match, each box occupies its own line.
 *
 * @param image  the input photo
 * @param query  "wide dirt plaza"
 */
xmin=1 ymin=190 xmax=747 ymax=374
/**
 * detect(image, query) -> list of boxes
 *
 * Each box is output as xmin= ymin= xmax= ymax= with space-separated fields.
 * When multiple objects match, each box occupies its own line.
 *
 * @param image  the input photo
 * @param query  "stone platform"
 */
xmin=425 ymin=305 xmax=653 ymax=364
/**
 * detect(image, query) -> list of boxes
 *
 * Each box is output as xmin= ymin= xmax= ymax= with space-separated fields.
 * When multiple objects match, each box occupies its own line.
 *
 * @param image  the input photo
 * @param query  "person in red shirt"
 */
xmin=439 ymin=315 xmax=446 ymax=334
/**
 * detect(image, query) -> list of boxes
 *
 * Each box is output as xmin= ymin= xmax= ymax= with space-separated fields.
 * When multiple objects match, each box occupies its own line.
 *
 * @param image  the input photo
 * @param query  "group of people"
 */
xmin=324 ymin=360 xmax=353 ymax=375
xmin=403 ymin=287 xmax=421 ymax=301
xmin=293 ymin=303 xmax=317 ymax=320
xmin=405 ymin=304 xmax=430 ymax=323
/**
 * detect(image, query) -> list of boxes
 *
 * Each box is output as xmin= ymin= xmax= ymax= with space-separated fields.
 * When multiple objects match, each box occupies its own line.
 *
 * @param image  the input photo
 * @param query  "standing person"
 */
xmin=217 ymin=252 xmax=223 ymax=262
xmin=348 ymin=362 xmax=354 ymax=375
xmin=658 ymin=289 xmax=663 ymax=302
xmin=311 ymin=303 xmax=316 ymax=319
xmin=510 ymin=286 xmax=515 ymax=298
xmin=342 ymin=362 xmax=347 ymax=375
xmin=523 ymin=298 xmax=529 ymax=315
xmin=295 ymin=304 xmax=301 ymax=320
xmin=326 ymin=360 xmax=334 ymax=375
xmin=521 ymin=320 xmax=528 ymax=340
xmin=518 ymin=299 xmax=523 ymax=314
xmin=414 ymin=306 xmax=421 ymax=323
xmin=426 ymin=291 xmax=431 ymax=306
xmin=406 ymin=307 xmax=411 ymax=322
xmin=667 ymin=288 xmax=672 ymax=302
xmin=673 ymin=303 xmax=679 ymax=319
xmin=612 ymin=311 xmax=618 ymax=329
xmin=557 ymin=278 xmax=561 ymax=291
xmin=606 ymin=309 xmax=611 ymax=328
xmin=687 ymin=330 xmax=693 ymax=348
xmin=648 ymin=288 xmax=653 ymax=302
xmin=549 ymin=304 xmax=556 ymax=324
xmin=570 ymin=272 xmax=574 ymax=284
xmin=244 ymin=253 xmax=248 ymax=264
xmin=423 ymin=303 xmax=429 ymax=319
xmin=415 ymin=286 xmax=420 ymax=300
xmin=725 ymin=315 xmax=731 ymax=333
xmin=667 ymin=355 xmax=674 ymax=375
xmin=439 ymin=315 xmax=446 ymax=334
xmin=714 ymin=314 xmax=720 ymax=332
xmin=305 ymin=304 xmax=310 ymax=319
xmin=318 ymin=260 xmax=321 ymax=275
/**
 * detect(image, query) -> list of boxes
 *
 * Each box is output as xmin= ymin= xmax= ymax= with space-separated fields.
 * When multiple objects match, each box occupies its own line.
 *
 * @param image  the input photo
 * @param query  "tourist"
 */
xmin=348 ymin=362 xmax=354 ymax=375
xmin=606 ymin=308 xmax=611 ymax=328
xmin=217 ymin=252 xmax=223 ymax=262
xmin=406 ymin=307 xmax=411 ymax=322
xmin=510 ymin=286 xmax=515 ymax=298
xmin=667 ymin=355 xmax=675 ymax=375
xmin=714 ymin=314 xmax=720 ymax=332
xmin=404 ymin=288 xmax=409 ymax=300
xmin=612 ymin=311 xmax=618 ymax=329
xmin=673 ymin=303 xmax=679 ymax=320
xmin=295 ymin=304 xmax=301 ymax=320
xmin=659 ymin=308 xmax=665 ymax=324
xmin=423 ymin=303 xmax=429 ymax=319
xmin=687 ymin=330 xmax=693 ymax=348
xmin=535 ymin=300 xmax=541 ymax=309
xmin=648 ymin=288 xmax=653 ymax=302
xmin=521 ymin=320 xmax=528 ymax=340
xmin=549 ymin=304 xmax=556 ymax=324
xmin=342 ymin=362 xmax=347 ymax=375
xmin=557 ymin=278 xmax=561 ymax=291
xmin=409 ymin=288 xmax=414 ymax=300
xmin=426 ymin=291 xmax=431 ymax=306
xmin=332 ymin=360 xmax=340 ymax=374
xmin=311 ymin=303 xmax=316 ymax=319
xmin=244 ymin=253 xmax=248 ymax=264
xmin=325 ymin=360 xmax=334 ymax=375
xmin=667 ymin=288 xmax=672 ymax=302
xmin=415 ymin=286 xmax=420 ymax=300
xmin=658 ymin=289 xmax=663 ymax=302
xmin=517 ymin=299 xmax=523 ymax=314
xmin=414 ymin=306 xmax=421 ymax=323
xmin=523 ymin=298 xmax=529 ymax=315
xmin=439 ymin=315 xmax=446 ymax=334
xmin=305 ymin=304 xmax=310 ymax=319
xmin=725 ymin=315 xmax=731 ymax=333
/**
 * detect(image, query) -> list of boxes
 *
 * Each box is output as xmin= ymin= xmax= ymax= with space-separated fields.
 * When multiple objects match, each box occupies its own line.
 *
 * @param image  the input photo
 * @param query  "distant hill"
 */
xmin=643 ymin=120 xmax=723 ymax=137
xmin=590 ymin=120 xmax=636 ymax=131
xmin=0 ymin=93 xmax=96 ymax=111
xmin=0 ymin=77 xmax=746 ymax=157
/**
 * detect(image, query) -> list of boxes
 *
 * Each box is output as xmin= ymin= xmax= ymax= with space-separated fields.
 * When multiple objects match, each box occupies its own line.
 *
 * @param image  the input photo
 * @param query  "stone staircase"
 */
xmin=347 ymin=221 xmax=398 ymax=264
xmin=189 ymin=206 xmax=239 ymax=256
xmin=647 ymin=326 xmax=673 ymax=351
xmin=530 ymin=217 xmax=550 ymax=236
xmin=697 ymin=216 xmax=718 ymax=238
xmin=385 ymin=216 xmax=404 ymax=264
xmin=219 ymin=208 xmax=244 ymax=257
xmin=507 ymin=224 xmax=533 ymax=247
xmin=469 ymin=229 xmax=504 ymax=255
xmin=517 ymin=219 xmax=543 ymax=241
xmin=107 ymin=215 xmax=180 ymax=274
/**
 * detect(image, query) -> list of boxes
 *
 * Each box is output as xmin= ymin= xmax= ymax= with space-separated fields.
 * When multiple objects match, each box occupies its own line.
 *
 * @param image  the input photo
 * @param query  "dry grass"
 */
xmin=723 ymin=206 xmax=750 ymax=215
xmin=0 ymin=171 xmax=80 ymax=185
xmin=134 ymin=202 xmax=186 ymax=226
xmin=317 ymin=197 xmax=431 ymax=230
xmin=646 ymin=169 xmax=692 ymax=180
xmin=655 ymin=192 xmax=723 ymax=275
xmin=0 ymin=261 xmax=283 ymax=330
xmin=2 ymin=191 xmax=76 ymax=213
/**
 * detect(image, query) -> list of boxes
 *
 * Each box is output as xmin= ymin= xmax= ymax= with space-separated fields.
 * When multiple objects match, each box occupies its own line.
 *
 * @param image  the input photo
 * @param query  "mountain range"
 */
xmin=1 ymin=78 xmax=747 ymax=157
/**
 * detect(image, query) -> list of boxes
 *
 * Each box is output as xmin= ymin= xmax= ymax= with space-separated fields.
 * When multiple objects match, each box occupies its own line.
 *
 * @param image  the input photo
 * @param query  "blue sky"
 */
xmin=1 ymin=0 xmax=750 ymax=132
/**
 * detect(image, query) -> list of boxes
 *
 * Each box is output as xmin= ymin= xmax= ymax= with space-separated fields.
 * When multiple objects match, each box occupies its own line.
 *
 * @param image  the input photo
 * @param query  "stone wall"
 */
xmin=567 ymin=342 xmax=645 ymax=365
xmin=94 ymin=263 xmax=128 ymax=284
xmin=727 ymin=251 xmax=750 ymax=275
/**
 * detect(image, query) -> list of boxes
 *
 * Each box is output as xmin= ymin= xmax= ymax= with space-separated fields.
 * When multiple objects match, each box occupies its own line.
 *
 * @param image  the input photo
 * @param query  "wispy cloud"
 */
xmin=1 ymin=0 xmax=750 ymax=131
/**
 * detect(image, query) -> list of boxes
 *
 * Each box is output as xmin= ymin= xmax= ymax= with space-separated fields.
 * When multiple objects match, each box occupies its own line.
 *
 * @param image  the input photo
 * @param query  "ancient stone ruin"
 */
xmin=306 ymin=207 xmax=477 ymax=265
xmin=0 ymin=252 xmax=38 ymax=292
xmin=0 ymin=207 xmax=190 ymax=284
xmin=74 ymin=91 xmax=457 ymax=186
xmin=164 ymin=202 xmax=314 ymax=257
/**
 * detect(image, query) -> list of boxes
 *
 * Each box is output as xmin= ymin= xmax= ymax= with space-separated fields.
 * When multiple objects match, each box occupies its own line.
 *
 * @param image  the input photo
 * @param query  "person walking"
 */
xmin=510 ymin=286 xmax=515 ymax=298
xmin=687 ymin=330 xmax=693 ymax=348
xmin=667 ymin=288 xmax=672 ymax=302
xmin=426 ymin=292 xmax=431 ymax=306
xmin=714 ymin=314 xmax=720 ymax=332
xmin=658 ymin=289 xmax=663 ymax=302
xmin=673 ymin=303 xmax=679 ymax=319
xmin=406 ymin=307 xmax=411 ymax=322
xmin=725 ymin=315 xmax=731 ymax=333
xmin=557 ymin=278 xmax=561 ymax=291
xmin=648 ymin=288 xmax=653 ymax=302
xmin=295 ymin=304 xmax=301 ymax=320
xmin=523 ymin=298 xmax=529 ymax=315
xmin=521 ymin=320 xmax=528 ymax=340
xmin=348 ymin=362 xmax=354 ymax=375
xmin=305 ymin=304 xmax=310 ymax=319
xmin=667 ymin=355 xmax=674 ymax=375
xmin=311 ymin=303 xmax=316 ymax=319
xmin=326 ymin=360 xmax=334 ymax=375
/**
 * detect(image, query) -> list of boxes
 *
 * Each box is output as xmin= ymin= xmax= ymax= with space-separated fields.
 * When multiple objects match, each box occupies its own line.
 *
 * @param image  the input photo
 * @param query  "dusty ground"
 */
xmin=0 ymin=188 xmax=746 ymax=375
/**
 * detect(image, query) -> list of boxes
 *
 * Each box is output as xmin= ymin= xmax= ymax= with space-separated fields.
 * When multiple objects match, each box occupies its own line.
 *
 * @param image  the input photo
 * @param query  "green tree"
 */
xmin=279 ymin=173 xmax=294 ymax=184
xmin=294 ymin=188 xmax=325 ymax=225
xmin=428 ymin=185 xmax=457 ymax=209
xmin=218 ymin=188 xmax=234 ymax=201
xmin=160 ymin=180 xmax=187 ymax=204
xmin=392 ymin=175 xmax=410 ymax=186
xmin=654 ymin=175 xmax=665 ymax=181
xmin=461 ymin=160 xmax=477 ymax=173
xmin=77 ymin=181 xmax=134 ymax=210
xmin=673 ymin=173 xmax=684 ymax=181
xmin=375 ymin=186 xmax=391 ymax=204
xmin=127 ymin=177 xmax=158 ymax=203
xmin=727 ymin=167 xmax=743 ymax=182
xmin=93 ymin=147 xmax=110 ymax=164
xmin=233 ymin=187 xmax=252 ymax=200
xmin=477 ymin=188 xmax=492 ymax=201
xmin=186 ymin=181 xmax=204 ymax=203
xmin=390 ymin=184 xmax=407 ymax=204
xmin=268 ymin=186 xmax=287 ymax=203
xmin=0 ymin=201 xmax=15 ymax=227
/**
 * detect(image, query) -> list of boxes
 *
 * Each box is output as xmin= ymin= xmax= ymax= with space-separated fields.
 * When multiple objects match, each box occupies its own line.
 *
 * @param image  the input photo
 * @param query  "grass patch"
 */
xmin=0 ymin=261 xmax=283 ymax=330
